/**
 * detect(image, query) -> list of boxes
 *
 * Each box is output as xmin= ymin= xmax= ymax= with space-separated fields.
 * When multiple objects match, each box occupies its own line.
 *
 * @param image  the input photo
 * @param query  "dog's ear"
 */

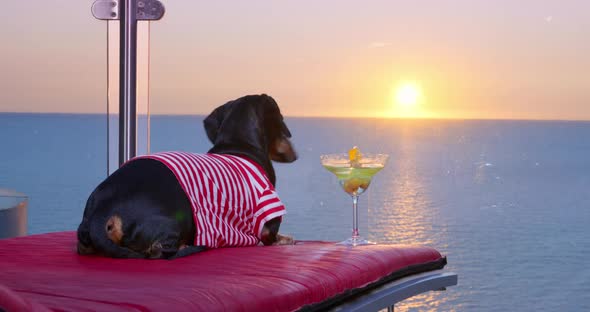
xmin=260 ymin=95 xmax=297 ymax=163
xmin=260 ymin=94 xmax=291 ymax=137
xmin=203 ymin=103 xmax=228 ymax=143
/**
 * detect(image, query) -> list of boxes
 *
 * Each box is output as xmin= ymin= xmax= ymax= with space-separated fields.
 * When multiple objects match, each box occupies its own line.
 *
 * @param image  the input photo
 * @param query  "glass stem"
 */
xmin=352 ymin=195 xmax=359 ymax=239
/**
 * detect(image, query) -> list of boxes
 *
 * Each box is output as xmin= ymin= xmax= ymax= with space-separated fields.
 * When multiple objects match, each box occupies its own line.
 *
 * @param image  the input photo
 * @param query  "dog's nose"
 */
xmin=282 ymin=149 xmax=297 ymax=163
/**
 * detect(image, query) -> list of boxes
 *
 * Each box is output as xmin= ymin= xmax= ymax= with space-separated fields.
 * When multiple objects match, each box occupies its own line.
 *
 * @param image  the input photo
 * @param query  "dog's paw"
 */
xmin=273 ymin=233 xmax=294 ymax=245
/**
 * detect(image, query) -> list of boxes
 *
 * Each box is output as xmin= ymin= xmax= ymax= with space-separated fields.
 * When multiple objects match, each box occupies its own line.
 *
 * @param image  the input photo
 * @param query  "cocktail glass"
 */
xmin=320 ymin=149 xmax=389 ymax=246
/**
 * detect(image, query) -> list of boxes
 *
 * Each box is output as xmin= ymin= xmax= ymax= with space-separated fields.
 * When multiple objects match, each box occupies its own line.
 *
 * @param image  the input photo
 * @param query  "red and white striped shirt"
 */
xmin=132 ymin=152 xmax=286 ymax=248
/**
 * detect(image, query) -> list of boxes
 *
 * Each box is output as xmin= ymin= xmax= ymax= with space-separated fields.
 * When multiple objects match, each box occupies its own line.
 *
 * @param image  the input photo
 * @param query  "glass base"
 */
xmin=336 ymin=236 xmax=376 ymax=246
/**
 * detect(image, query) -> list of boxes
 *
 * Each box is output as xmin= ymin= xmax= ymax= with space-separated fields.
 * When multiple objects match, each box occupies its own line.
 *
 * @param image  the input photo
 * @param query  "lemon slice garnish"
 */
xmin=348 ymin=146 xmax=361 ymax=161
xmin=348 ymin=146 xmax=362 ymax=167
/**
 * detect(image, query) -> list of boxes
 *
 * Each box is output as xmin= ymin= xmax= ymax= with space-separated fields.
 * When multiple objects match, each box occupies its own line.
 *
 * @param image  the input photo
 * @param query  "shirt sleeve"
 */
xmin=253 ymin=188 xmax=287 ymax=239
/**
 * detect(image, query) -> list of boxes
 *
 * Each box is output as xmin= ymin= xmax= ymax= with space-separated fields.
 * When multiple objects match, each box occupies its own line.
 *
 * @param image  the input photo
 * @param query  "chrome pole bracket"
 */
xmin=92 ymin=0 xmax=165 ymax=21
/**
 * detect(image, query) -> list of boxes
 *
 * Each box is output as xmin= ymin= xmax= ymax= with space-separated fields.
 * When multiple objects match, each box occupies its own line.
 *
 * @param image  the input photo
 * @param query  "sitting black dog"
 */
xmin=77 ymin=94 xmax=297 ymax=259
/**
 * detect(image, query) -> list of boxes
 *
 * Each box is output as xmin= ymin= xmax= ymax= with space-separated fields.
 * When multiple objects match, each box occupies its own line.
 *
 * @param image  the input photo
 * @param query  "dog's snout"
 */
xmin=284 ymin=147 xmax=297 ymax=162
xmin=271 ymin=137 xmax=297 ymax=163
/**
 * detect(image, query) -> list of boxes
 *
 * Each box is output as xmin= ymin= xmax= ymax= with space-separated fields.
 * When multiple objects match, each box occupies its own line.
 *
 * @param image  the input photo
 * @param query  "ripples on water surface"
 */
xmin=1 ymin=114 xmax=589 ymax=311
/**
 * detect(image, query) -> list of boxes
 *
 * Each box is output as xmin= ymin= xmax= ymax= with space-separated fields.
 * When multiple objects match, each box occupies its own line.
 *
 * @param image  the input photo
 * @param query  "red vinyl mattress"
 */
xmin=0 ymin=232 xmax=446 ymax=311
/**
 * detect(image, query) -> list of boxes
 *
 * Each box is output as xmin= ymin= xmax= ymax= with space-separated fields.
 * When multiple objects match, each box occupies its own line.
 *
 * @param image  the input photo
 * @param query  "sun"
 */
xmin=390 ymin=81 xmax=424 ymax=118
xmin=395 ymin=82 xmax=422 ymax=108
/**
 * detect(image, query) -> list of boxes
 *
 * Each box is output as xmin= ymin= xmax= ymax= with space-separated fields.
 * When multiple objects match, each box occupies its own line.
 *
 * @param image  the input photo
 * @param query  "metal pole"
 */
xmin=92 ymin=0 xmax=165 ymax=168
xmin=119 ymin=0 xmax=137 ymax=166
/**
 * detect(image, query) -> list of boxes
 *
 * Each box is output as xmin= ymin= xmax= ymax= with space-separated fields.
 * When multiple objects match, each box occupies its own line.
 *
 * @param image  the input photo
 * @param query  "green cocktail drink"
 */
xmin=320 ymin=147 xmax=389 ymax=246
xmin=322 ymin=164 xmax=384 ymax=196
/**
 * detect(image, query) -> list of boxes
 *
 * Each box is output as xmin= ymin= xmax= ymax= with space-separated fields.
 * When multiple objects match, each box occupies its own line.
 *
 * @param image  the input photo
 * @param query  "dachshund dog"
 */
xmin=77 ymin=94 xmax=297 ymax=259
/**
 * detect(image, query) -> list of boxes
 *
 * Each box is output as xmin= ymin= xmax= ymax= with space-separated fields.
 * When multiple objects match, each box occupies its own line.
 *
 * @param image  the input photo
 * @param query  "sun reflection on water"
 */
xmin=368 ymin=127 xmax=455 ymax=310
xmin=368 ymin=133 xmax=437 ymax=246
xmin=377 ymin=292 xmax=462 ymax=312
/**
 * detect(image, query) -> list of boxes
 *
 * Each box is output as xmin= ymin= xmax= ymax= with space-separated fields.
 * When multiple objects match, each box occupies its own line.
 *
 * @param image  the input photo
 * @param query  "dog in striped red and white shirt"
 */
xmin=76 ymin=94 xmax=297 ymax=259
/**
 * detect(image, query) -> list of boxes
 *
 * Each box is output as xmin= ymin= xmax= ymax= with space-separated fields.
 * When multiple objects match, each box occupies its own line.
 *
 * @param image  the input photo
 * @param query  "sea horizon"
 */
xmin=2 ymin=111 xmax=590 ymax=123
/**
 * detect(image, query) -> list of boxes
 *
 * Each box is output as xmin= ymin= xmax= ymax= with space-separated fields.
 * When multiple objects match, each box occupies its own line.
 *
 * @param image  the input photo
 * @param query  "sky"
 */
xmin=1 ymin=0 xmax=589 ymax=120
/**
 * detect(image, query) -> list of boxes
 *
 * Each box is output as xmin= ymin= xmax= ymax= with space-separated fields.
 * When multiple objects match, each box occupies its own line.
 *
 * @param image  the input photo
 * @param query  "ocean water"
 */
xmin=1 ymin=113 xmax=589 ymax=311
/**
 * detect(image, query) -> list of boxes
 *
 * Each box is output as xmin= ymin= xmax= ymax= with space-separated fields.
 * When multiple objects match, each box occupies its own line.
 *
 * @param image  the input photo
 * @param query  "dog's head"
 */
xmin=204 ymin=94 xmax=297 ymax=185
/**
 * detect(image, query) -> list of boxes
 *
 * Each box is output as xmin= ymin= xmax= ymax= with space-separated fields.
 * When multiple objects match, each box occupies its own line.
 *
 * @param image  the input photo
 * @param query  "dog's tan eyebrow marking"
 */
xmin=106 ymin=215 xmax=123 ymax=245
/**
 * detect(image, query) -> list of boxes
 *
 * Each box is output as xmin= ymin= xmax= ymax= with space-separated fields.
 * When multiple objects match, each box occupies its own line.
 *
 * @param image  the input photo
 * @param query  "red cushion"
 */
xmin=0 ymin=232 xmax=445 ymax=311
